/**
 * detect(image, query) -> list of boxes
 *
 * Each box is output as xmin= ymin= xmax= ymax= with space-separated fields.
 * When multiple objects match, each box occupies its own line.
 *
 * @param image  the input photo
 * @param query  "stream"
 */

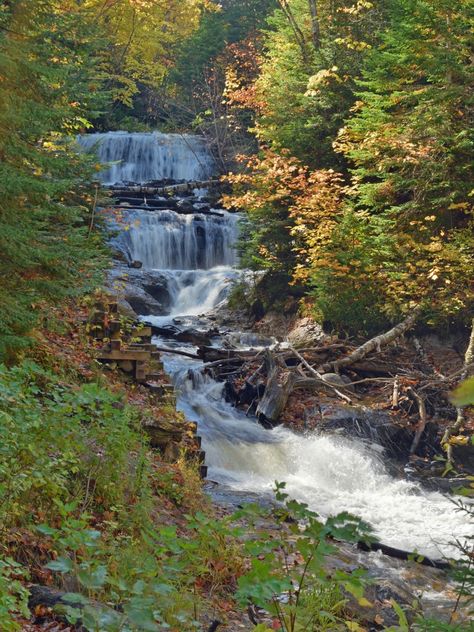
xmin=80 ymin=130 xmax=472 ymax=620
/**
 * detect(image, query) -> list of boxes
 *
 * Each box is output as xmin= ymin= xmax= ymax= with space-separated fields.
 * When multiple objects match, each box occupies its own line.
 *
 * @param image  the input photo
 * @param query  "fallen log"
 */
xmin=356 ymin=541 xmax=449 ymax=569
xmin=318 ymin=307 xmax=422 ymax=374
xmin=107 ymin=179 xmax=221 ymax=196
xmin=108 ymin=203 xmax=225 ymax=217
xmin=289 ymin=345 xmax=353 ymax=404
xmin=197 ymin=346 xmax=262 ymax=362
xmin=256 ymin=368 xmax=298 ymax=427
xmin=153 ymin=345 xmax=200 ymax=359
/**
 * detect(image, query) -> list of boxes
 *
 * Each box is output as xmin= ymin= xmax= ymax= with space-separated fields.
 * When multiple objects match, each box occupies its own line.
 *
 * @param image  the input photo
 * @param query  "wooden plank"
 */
xmin=97 ymin=349 xmax=149 ymax=361
xmin=132 ymin=326 xmax=152 ymax=338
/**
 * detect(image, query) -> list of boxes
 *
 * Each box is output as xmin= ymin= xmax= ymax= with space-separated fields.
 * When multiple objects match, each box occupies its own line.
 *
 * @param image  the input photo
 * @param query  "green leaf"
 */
xmin=77 ymin=565 xmax=107 ymax=589
xmin=46 ymin=557 xmax=73 ymax=573
xmin=451 ymin=377 xmax=474 ymax=407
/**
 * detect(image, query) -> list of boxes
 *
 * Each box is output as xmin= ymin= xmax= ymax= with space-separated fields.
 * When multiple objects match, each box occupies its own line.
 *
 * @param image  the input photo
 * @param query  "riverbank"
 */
xmin=2 ymin=277 xmax=472 ymax=630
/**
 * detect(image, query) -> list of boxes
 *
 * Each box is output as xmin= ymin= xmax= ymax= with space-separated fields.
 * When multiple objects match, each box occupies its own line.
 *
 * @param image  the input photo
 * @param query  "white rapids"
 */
xmin=162 ymin=360 xmax=473 ymax=560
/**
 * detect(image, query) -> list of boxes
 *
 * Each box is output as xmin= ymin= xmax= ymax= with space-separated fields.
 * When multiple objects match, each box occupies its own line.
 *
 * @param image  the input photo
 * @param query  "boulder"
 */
xmin=108 ymin=267 xmax=172 ymax=316
xmin=321 ymin=372 xmax=355 ymax=394
xmin=287 ymin=317 xmax=328 ymax=348
xmin=117 ymin=298 xmax=138 ymax=320
xmin=128 ymin=260 xmax=143 ymax=269
xmin=121 ymin=285 xmax=166 ymax=316
xmin=345 ymin=579 xmax=417 ymax=629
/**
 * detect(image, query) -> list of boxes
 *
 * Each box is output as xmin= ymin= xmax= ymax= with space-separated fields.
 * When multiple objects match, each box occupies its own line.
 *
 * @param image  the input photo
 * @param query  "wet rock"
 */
xmin=120 ymin=285 xmax=166 ymax=316
xmin=193 ymin=202 xmax=211 ymax=213
xmin=108 ymin=267 xmax=172 ymax=316
xmin=321 ymin=372 xmax=355 ymax=394
xmin=287 ymin=317 xmax=329 ymax=348
xmin=175 ymin=328 xmax=214 ymax=346
xmin=176 ymin=198 xmax=194 ymax=213
xmin=128 ymin=259 xmax=142 ymax=269
xmin=345 ymin=579 xmax=417 ymax=629
xmin=117 ymin=298 xmax=138 ymax=320
xmin=318 ymin=406 xmax=433 ymax=460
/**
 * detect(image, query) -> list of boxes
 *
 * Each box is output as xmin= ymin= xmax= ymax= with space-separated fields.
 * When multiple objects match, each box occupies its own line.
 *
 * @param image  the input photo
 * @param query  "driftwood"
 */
xmin=153 ymin=345 xmax=200 ymax=359
xmin=109 ymin=203 xmax=224 ymax=217
xmin=197 ymin=345 xmax=260 ymax=362
xmin=318 ymin=307 xmax=422 ymax=374
xmin=356 ymin=541 xmax=449 ymax=569
xmin=256 ymin=368 xmax=298 ymax=426
xmin=255 ymin=352 xmax=316 ymax=425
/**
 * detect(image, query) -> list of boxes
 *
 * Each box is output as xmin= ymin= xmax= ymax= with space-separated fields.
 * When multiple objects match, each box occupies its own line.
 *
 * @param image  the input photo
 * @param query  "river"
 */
xmin=79 ymin=130 xmax=472 ymax=565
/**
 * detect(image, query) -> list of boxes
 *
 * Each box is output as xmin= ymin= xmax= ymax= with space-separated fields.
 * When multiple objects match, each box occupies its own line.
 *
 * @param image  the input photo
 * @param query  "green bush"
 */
xmin=0 ymin=361 xmax=150 ymax=533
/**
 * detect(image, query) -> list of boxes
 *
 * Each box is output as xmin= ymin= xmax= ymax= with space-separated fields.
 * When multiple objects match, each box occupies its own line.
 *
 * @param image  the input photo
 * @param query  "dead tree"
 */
xmin=318 ymin=307 xmax=422 ymax=374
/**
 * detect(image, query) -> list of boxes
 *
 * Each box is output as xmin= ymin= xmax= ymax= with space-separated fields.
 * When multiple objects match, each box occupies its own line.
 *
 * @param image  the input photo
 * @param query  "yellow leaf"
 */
xmin=358 ymin=597 xmax=373 ymax=607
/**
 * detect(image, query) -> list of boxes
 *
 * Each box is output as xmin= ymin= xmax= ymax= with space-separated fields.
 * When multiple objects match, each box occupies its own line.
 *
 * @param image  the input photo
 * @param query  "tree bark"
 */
xmin=318 ymin=307 xmax=422 ymax=374
xmin=277 ymin=0 xmax=310 ymax=65
xmin=307 ymin=0 xmax=321 ymax=50
xmin=256 ymin=368 xmax=298 ymax=426
xmin=289 ymin=345 xmax=353 ymax=404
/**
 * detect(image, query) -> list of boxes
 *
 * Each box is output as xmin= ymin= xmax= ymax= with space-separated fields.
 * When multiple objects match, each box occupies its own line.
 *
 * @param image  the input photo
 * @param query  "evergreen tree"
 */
xmin=319 ymin=0 xmax=474 ymax=327
xmin=0 ymin=1 xmax=108 ymax=361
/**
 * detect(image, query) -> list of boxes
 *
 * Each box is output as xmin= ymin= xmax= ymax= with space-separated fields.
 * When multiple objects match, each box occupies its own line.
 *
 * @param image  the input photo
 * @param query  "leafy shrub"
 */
xmin=0 ymin=361 xmax=150 ymax=533
xmin=0 ymin=558 xmax=30 ymax=631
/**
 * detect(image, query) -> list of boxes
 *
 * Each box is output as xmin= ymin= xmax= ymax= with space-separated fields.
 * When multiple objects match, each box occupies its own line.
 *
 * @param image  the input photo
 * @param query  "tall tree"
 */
xmin=323 ymin=0 xmax=474 ymax=326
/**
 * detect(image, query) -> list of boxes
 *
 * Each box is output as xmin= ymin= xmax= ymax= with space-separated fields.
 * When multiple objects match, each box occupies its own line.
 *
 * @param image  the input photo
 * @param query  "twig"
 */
xmin=442 ymin=317 xmax=474 ymax=463
xmin=87 ymin=183 xmax=100 ymax=238
xmin=289 ymin=345 xmax=353 ymax=404
xmin=407 ymin=387 xmax=427 ymax=456
xmin=392 ymin=375 xmax=400 ymax=409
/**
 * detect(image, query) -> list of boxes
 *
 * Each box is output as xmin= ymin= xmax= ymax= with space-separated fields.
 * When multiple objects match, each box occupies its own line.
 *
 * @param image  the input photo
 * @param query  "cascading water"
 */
xmin=118 ymin=209 xmax=239 ymax=270
xmin=166 ymin=355 xmax=472 ymax=560
xmin=112 ymin=206 xmax=240 ymax=316
xmin=77 ymin=131 xmax=214 ymax=184
xmin=105 ymin=131 xmax=472 ymax=562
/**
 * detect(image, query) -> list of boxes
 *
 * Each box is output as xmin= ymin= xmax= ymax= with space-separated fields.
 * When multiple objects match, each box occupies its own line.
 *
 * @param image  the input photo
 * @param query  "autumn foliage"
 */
xmin=223 ymin=0 xmax=474 ymax=332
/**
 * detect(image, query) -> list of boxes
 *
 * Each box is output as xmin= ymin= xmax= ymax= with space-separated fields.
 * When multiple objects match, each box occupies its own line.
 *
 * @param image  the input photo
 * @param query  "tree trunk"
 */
xmin=277 ymin=0 xmax=310 ymax=65
xmin=256 ymin=368 xmax=297 ymax=426
xmin=308 ymin=0 xmax=321 ymax=50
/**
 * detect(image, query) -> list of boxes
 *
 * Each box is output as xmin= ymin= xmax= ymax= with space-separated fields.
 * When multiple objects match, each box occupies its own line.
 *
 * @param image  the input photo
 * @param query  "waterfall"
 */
xmin=105 ymin=131 xmax=472 ymax=561
xmin=77 ymin=131 xmax=214 ymax=184
xmin=117 ymin=210 xmax=239 ymax=270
